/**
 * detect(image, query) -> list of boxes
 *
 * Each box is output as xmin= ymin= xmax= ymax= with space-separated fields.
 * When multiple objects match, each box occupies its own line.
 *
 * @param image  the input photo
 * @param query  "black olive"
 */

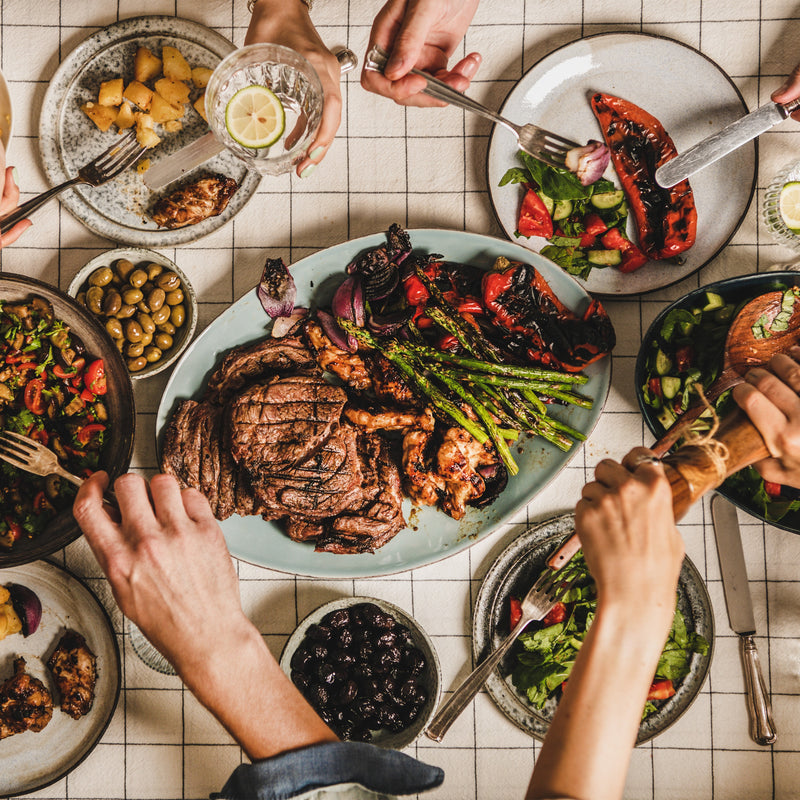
xmin=358 ymin=642 xmax=375 ymax=663
xmin=388 ymin=714 xmax=406 ymax=732
xmin=306 ymin=623 xmax=333 ymax=642
xmin=310 ymin=643 xmax=329 ymax=661
xmin=377 ymin=704 xmax=400 ymax=729
xmin=361 ymin=677 xmax=386 ymax=704
xmin=336 ymin=627 xmax=354 ymax=649
xmin=335 ymin=679 xmax=359 ymax=706
xmin=319 ymin=708 xmax=336 ymax=725
xmin=331 ymin=649 xmax=355 ymax=669
xmin=291 ymin=671 xmax=311 ymax=692
xmin=353 ymin=603 xmax=383 ymax=626
xmin=352 ymin=662 xmax=374 ymax=681
xmin=376 ymin=630 xmax=397 ymax=649
xmin=394 ymin=624 xmax=414 ymax=646
xmin=402 ymin=647 xmax=426 ymax=676
xmin=399 ymin=678 xmax=419 ymax=704
xmin=374 ymin=646 xmax=402 ymax=672
xmin=338 ymin=719 xmax=356 ymax=740
xmin=350 ymin=725 xmax=373 ymax=742
xmin=353 ymin=698 xmax=378 ymax=723
xmin=290 ymin=646 xmax=314 ymax=673
xmin=401 ymin=703 xmax=422 ymax=725
xmin=317 ymin=662 xmax=337 ymax=685
xmin=309 ymin=683 xmax=331 ymax=709
xmin=352 ymin=626 xmax=372 ymax=645
xmin=322 ymin=608 xmax=351 ymax=629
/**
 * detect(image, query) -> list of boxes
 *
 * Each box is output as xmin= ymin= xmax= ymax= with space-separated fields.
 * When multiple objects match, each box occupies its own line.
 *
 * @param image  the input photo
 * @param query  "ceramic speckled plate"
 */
xmin=156 ymin=229 xmax=612 ymax=578
xmin=487 ymin=32 xmax=755 ymax=296
xmin=0 ymin=561 xmax=121 ymax=797
xmin=39 ymin=16 xmax=261 ymax=246
xmin=473 ymin=514 xmax=713 ymax=743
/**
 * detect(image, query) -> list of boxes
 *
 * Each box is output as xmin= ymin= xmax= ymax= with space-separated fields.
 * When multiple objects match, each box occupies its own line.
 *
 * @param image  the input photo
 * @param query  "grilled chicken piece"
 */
xmin=304 ymin=320 xmax=372 ymax=391
xmin=0 ymin=657 xmax=53 ymax=738
xmin=345 ymin=404 xmax=435 ymax=434
xmin=402 ymin=428 xmax=445 ymax=507
xmin=47 ymin=630 xmax=97 ymax=719
xmin=368 ymin=354 xmax=416 ymax=406
xmin=149 ymin=173 xmax=238 ymax=229
xmin=437 ymin=427 xmax=498 ymax=519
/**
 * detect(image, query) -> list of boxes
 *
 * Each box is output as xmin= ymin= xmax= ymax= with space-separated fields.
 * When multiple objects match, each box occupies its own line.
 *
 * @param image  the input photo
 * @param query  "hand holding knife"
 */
xmin=711 ymin=494 xmax=777 ymax=746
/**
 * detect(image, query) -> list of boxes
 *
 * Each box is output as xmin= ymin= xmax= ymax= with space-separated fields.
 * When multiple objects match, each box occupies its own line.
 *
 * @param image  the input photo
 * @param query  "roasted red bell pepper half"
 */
xmin=517 ymin=188 xmax=554 ymax=239
xmin=591 ymin=92 xmax=697 ymax=261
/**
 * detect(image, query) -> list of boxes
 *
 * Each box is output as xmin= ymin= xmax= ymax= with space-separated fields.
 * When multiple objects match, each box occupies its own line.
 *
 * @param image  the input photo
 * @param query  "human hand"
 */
xmin=733 ymin=348 xmax=800 ymax=488
xmin=246 ymin=0 xmax=344 ymax=177
xmin=361 ymin=0 xmax=481 ymax=106
xmin=0 ymin=143 xmax=31 ymax=246
xmin=575 ymin=448 xmax=684 ymax=630
xmin=772 ymin=62 xmax=800 ymax=121
xmin=73 ymin=472 xmax=253 ymax=677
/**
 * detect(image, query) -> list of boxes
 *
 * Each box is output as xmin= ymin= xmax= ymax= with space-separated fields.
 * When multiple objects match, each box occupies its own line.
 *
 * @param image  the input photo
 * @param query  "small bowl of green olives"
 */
xmin=68 ymin=248 xmax=198 ymax=379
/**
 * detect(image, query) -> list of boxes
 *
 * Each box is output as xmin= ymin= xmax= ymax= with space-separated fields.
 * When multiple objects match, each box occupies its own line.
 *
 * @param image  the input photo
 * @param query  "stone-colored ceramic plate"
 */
xmin=473 ymin=513 xmax=714 ymax=743
xmin=0 ymin=560 xmax=121 ymax=796
xmin=39 ymin=15 xmax=260 ymax=246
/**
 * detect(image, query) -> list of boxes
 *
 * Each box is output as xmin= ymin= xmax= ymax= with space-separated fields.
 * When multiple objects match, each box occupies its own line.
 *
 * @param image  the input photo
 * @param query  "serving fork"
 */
xmin=0 ymin=130 xmax=146 ymax=235
xmin=364 ymin=45 xmax=579 ymax=169
xmin=0 ymin=430 xmax=117 ymax=506
xmin=425 ymin=565 xmax=579 ymax=742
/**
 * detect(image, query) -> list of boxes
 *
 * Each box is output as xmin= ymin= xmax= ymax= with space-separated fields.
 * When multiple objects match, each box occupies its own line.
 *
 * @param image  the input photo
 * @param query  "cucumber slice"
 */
xmin=590 ymin=190 xmax=625 ymax=209
xmin=702 ymin=291 xmax=725 ymax=311
xmin=713 ymin=304 xmax=735 ymax=324
xmin=661 ymin=376 xmax=682 ymax=400
xmin=654 ymin=348 xmax=672 ymax=376
xmin=656 ymin=404 xmax=677 ymax=430
xmin=587 ymin=249 xmax=622 ymax=266
xmin=552 ymin=199 xmax=573 ymax=221
xmin=538 ymin=192 xmax=555 ymax=216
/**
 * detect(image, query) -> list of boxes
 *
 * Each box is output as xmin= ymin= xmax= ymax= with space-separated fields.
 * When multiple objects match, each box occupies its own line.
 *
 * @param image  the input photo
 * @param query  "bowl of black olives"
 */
xmin=280 ymin=597 xmax=441 ymax=749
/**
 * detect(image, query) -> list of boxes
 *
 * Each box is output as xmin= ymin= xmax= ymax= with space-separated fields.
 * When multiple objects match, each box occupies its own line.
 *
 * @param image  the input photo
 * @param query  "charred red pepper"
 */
xmin=647 ymin=679 xmax=676 ymax=701
xmin=591 ymin=92 xmax=697 ymax=261
xmin=517 ymin=188 xmax=554 ymax=238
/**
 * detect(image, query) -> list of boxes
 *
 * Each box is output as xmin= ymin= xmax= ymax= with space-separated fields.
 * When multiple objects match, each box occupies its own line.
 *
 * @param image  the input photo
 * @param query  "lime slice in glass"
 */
xmin=779 ymin=181 xmax=800 ymax=232
xmin=225 ymin=85 xmax=285 ymax=149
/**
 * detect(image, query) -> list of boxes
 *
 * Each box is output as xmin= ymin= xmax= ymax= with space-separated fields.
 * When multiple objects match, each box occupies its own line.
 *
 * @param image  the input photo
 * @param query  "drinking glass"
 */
xmin=128 ymin=619 xmax=176 ymax=675
xmin=204 ymin=43 xmax=324 ymax=176
xmin=763 ymin=159 xmax=800 ymax=251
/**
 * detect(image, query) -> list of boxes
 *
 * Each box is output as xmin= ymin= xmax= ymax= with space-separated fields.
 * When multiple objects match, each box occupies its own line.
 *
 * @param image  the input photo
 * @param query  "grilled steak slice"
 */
xmin=285 ymin=518 xmax=325 ymax=542
xmin=206 ymin=335 xmax=317 ymax=405
xmin=160 ymin=400 xmax=204 ymax=490
xmin=226 ymin=374 xmax=347 ymax=473
xmin=149 ymin=173 xmax=238 ymax=230
xmin=0 ymin=657 xmax=53 ymax=738
xmin=47 ymin=630 xmax=97 ymax=719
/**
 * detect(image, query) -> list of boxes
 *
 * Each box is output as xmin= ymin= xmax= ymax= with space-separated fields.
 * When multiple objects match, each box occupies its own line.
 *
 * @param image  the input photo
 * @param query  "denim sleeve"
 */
xmin=211 ymin=741 xmax=445 ymax=800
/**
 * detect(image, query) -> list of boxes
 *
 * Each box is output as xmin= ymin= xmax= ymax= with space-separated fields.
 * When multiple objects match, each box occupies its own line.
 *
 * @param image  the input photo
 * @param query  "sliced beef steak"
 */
xmin=226 ymin=374 xmax=347 ymax=473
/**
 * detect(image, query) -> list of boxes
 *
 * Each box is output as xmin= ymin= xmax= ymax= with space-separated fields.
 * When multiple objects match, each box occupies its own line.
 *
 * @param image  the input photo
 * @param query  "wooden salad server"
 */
xmin=651 ymin=289 xmax=800 ymax=457
xmin=547 ymin=406 xmax=770 ymax=569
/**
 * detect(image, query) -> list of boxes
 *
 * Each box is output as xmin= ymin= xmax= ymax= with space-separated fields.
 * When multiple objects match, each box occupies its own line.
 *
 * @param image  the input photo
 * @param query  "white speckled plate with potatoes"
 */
xmin=39 ymin=16 xmax=261 ymax=246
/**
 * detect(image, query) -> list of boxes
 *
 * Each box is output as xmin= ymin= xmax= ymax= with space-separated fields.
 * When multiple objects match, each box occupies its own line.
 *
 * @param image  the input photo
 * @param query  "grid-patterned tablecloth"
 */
xmin=3 ymin=1 xmax=800 ymax=798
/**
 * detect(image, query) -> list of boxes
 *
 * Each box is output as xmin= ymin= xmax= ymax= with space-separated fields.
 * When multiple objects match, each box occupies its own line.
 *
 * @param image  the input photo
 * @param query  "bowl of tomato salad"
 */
xmin=0 ymin=273 xmax=135 ymax=566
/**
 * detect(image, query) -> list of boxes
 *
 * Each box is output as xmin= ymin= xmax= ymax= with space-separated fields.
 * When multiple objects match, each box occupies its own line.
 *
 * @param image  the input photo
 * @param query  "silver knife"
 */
xmin=656 ymin=97 xmax=800 ymax=188
xmin=711 ymin=493 xmax=777 ymax=745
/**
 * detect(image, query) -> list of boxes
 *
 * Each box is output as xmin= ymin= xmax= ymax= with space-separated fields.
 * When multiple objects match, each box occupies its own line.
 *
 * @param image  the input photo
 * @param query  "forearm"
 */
xmin=245 ymin=0 xmax=315 ymax=47
xmin=527 ymin=604 xmax=671 ymax=800
xmin=176 ymin=616 xmax=337 ymax=761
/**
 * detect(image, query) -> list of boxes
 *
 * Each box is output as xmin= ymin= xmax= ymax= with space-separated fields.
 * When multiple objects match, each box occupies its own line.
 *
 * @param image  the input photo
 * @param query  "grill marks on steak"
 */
xmin=160 ymin=333 xmax=405 ymax=552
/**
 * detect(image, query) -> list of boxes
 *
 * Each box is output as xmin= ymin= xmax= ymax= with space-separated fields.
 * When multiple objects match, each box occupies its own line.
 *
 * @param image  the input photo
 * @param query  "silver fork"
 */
xmin=425 ymin=565 xmax=579 ymax=742
xmin=364 ymin=45 xmax=579 ymax=169
xmin=0 ymin=430 xmax=117 ymax=506
xmin=0 ymin=130 xmax=146 ymax=235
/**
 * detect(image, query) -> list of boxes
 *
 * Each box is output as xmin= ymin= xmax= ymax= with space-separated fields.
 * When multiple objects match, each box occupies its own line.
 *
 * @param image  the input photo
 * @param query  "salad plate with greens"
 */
xmin=473 ymin=514 xmax=713 ymax=743
xmin=636 ymin=271 xmax=800 ymax=532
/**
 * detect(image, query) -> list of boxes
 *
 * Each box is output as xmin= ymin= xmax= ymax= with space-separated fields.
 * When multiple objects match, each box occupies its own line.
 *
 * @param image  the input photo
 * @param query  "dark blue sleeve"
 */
xmin=211 ymin=741 xmax=445 ymax=800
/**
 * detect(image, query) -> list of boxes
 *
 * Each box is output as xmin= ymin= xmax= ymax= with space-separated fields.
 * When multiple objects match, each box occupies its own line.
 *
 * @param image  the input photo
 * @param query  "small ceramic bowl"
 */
xmin=280 ymin=596 xmax=441 ymax=750
xmin=763 ymin=159 xmax=800 ymax=250
xmin=68 ymin=247 xmax=197 ymax=380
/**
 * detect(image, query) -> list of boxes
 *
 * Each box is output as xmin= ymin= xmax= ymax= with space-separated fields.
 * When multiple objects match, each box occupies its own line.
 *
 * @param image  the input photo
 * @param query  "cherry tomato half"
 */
xmin=23 ymin=379 xmax=46 ymax=415
xmin=84 ymin=359 xmax=107 ymax=395
xmin=517 ymin=189 xmax=554 ymax=238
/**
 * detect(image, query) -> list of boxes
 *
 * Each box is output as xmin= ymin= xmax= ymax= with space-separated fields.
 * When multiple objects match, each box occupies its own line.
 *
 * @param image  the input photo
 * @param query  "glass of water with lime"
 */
xmin=205 ymin=43 xmax=324 ymax=176
xmin=764 ymin=160 xmax=800 ymax=250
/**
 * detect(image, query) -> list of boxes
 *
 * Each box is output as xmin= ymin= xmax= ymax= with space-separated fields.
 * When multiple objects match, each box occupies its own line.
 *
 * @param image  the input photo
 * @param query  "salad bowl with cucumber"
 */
xmin=636 ymin=271 xmax=800 ymax=530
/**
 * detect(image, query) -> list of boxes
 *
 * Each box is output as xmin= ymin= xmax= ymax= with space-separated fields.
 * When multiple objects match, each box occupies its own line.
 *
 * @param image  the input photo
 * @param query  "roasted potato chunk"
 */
xmin=123 ymin=80 xmax=154 ymax=111
xmin=162 ymin=46 xmax=191 ymax=81
xmin=98 ymin=78 xmax=123 ymax=107
xmin=81 ymin=101 xmax=117 ymax=132
xmin=134 ymin=46 xmax=162 ymax=83
xmin=154 ymin=78 xmax=190 ymax=106
xmin=191 ymin=67 xmax=213 ymax=89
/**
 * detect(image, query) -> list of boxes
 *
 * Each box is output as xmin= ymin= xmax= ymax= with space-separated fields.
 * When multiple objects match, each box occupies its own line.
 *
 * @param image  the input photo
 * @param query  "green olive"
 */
xmin=115 ymin=337 xmax=125 ymax=353
xmin=137 ymin=300 xmax=150 ymax=314
xmin=146 ymin=262 xmax=164 ymax=281
xmin=89 ymin=266 xmax=114 ymax=287
xmin=156 ymin=271 xmax=181 ymax=292
xmin=127 ymin=356 xmax=148 ymax=372
xmin=126 ymin=341 xmax=144 ymax=358
xmin=125 ymin=319 xmax=143 ymax=343
xmin=151 ymin=305 xmax=171 ymax=325
xmin=165 ymin=288 xmax=184 ymax=306
xmin=147 ymin=287 xmax=166 ymax=312
xmin=102 ymin=289 xmax=122 ymax=316
xmin=86 ymin=286 xmax=104 ymax=315
xmin=109 ymin=273 xmax=123 ymax=287
xmin=170 ymin=304 xmax=186 ymax=327
xmin=154 ymin=332 xmax=173 ymax=350
xmin=76 ymin=291 xmax=87 ymax=307
xmin=144 ymin=345 xmax=162 ymax=363
xmin=140 ymin=331 xmax=153 ymax=347
xmin=105 ymin=318 xmax=124 ymax=339
xmin=122 ymin=287 xmax=144 ymax=306
xmin=129 ymin=268 xmax=148 ymax=288
xmin=137 ymin=312 xmax=156 ymax=334
xmin=115 ymin=259 xmax=136 ymax=280
xmin=156 ymin=321 xmax=176 ymax=335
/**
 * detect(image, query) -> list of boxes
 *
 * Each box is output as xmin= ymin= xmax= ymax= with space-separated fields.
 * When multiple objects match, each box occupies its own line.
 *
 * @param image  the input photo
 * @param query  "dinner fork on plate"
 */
xmin=364 ymin=45 xmax=580 ymax=169
xmin=0 ymin=430 xmax=117 ymax=506
xmin=0 ymin=129 xmax=146 ymax=235
xmin=425 ymin=565 xmax=580 ymax=742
